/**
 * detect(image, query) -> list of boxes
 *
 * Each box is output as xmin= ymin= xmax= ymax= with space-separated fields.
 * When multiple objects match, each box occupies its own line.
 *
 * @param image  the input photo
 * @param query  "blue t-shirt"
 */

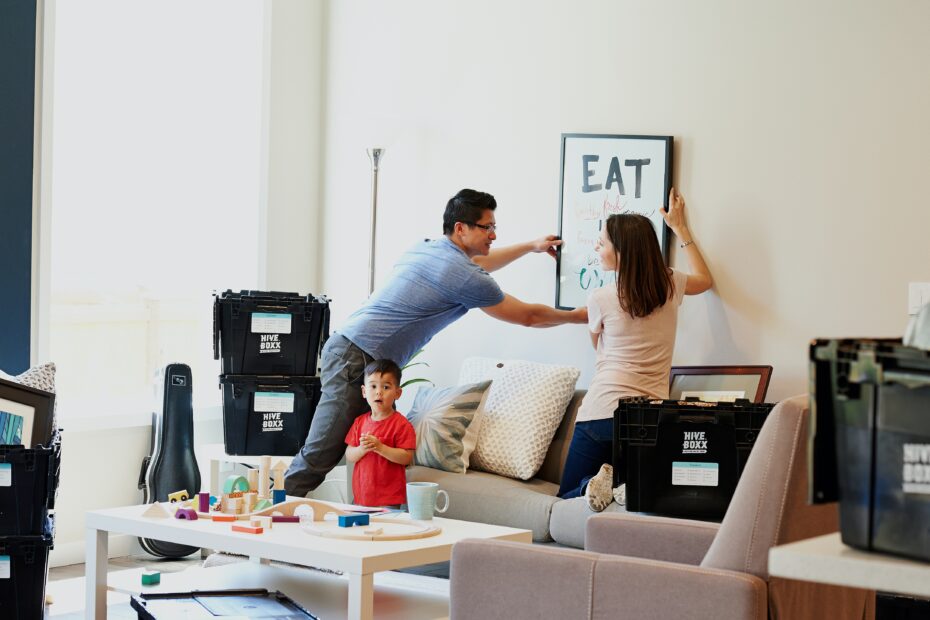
xmin=339 ymin=237 xmax=505 ymax=366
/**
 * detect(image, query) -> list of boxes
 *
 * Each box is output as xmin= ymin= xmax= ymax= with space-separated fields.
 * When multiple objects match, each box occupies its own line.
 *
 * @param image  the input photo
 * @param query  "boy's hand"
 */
xmin=360 ymin=433 xmax=384 ymax=453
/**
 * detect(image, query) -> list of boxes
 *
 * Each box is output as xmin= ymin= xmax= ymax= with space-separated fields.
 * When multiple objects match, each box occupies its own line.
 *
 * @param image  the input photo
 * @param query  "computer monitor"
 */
xmin=669 ymin=365 xmax=773 ymax=404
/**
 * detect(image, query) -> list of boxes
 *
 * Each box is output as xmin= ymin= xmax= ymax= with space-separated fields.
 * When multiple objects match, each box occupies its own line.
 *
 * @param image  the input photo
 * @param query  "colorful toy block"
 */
xmin=251 ymin=516 xmax=272 ymax=530
xmin=198 ymin=492 xmax=210 ymax=513
xmin=232 ymin=523 xmax=263 ymax=534
xmin=271 ymin=515 xmax=300 ymax=523
xmin=259 ymin=456 xmax=271 ymax=499
xmin=167 ymin=490 xmax=190 ymax=503
xmin=271 ymin=460 xmax=288 ymax=490
xmin=253 ymin=499 xmax=273 ymax=512
xmin=141 ymin=503 xmax=171 ymax=519
xmin=338 ymin=513 xmax=370 ymax=528
xmin=175 ymin=508 xmax=198 ymax=520
xmin=223 ymin=475 xmax=250 ymax=494
xmin=272 ymin=489 xmax=286 ymax=504
xmin=141 ymin=569 xmax=161 ymax=586
xmin=211 ymin=513 xmax=236 ymax=522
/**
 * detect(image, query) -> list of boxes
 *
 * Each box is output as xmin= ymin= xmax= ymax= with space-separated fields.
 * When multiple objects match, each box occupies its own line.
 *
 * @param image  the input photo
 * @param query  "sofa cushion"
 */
xmin=549 ymin=496 xmax=628 ymax=549
xmin=459 ymin=358 xmax=580 ymax=480
xmin=405 ymin=380 xmax=492 ymax=474
xmin=406 ymin=465 xmax=561 ymax=542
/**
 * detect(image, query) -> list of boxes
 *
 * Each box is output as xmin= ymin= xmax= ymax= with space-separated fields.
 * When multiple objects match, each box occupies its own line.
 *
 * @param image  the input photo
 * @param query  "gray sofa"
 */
xmin=406 ymin=389 xmax=615 ymax=546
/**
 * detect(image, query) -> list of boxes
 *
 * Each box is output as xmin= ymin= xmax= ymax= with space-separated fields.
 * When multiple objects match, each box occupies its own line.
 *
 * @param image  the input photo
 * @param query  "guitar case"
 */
xmin=137 ymin=363 xmax=201 ymax=558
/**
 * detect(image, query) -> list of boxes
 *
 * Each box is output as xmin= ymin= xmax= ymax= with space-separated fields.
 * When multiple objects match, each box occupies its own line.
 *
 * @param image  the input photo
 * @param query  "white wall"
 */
xmin=318 ymin=0 xmax=930 ymax=401
xmin=48 ymin=0 xmax=327 ymax=564
xmin=263 ymin=0 xmax=326 ymax=293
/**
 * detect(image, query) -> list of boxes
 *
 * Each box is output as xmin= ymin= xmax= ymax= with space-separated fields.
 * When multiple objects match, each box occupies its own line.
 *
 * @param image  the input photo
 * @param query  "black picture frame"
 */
xmin=668 ymin=365 xmax=773 ymax=404
xmin=556 ymin=133 xmax=673 ymax=310
xmin=0 ymin=376 xmax=55 ymax=448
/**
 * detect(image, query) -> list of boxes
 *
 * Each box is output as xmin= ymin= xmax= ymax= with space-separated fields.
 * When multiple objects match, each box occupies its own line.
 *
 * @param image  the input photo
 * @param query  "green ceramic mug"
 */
xmin=406 ymin=482 xmax=449 ymax=520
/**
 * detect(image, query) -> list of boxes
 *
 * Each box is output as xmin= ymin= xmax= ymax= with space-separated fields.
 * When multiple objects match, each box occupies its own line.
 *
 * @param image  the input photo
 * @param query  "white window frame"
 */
xmin=31 ymin=0 xmax=274 ymax=431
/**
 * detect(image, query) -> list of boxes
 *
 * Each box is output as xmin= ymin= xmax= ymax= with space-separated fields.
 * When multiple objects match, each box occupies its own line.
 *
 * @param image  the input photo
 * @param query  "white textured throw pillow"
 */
xmin=461 ymin=358 xmax=580 ymax=480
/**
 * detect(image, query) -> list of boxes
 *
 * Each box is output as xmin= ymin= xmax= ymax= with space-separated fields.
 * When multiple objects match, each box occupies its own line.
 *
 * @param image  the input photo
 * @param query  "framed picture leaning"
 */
xmin=0 ymin=377 xmax=55 ymax=448
xmin=556 ymin=133 xmax=673 ymax=309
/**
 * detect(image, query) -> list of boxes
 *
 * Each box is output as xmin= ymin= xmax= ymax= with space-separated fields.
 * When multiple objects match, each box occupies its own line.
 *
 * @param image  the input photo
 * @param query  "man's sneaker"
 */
xmin=613 ymin=483 xmax=626 ymax=506
xmin=584 ymin=464 xmax=614 ymax=512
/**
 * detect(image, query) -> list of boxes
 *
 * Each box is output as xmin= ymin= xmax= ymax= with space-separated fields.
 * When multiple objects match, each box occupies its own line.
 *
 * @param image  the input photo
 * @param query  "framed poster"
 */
xmin=669 ymin=365 xmax=773 ymax=404
xmin=556 ymin=133 xmax=673 ymax=309
xmin=0 ymin=377 xmax=55 ymax=448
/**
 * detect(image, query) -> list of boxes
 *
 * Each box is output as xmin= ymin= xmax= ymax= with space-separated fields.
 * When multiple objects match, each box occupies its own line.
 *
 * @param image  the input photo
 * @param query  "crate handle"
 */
xmin=884 ymin=370 xmax=930 ymax=389
xmin=679 ymin=414 xmax=716 ymax=424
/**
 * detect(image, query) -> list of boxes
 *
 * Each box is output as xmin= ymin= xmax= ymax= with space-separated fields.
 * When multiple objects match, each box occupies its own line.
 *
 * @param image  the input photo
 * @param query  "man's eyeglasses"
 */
xmin=463 ymin=222 xmax=497 ymax=234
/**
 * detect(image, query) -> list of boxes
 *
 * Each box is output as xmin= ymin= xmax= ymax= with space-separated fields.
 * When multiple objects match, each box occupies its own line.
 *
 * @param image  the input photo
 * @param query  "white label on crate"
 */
xmin=254 ymin=391 xmax=295 ymax=413
xmin=251 ymin=312 xmax=292 ymax=335
xmin=681 ymin=431 xmax=708 ymax=454
xmin=672 ymin=461 xmax=719 ymax=487
xmin=0 ymin=556 xmax=9 ymax=579
xmin=0 ymin=463 xmax=10 ymax=487
xmin=902 ymin=443 xmax=930 ymax=495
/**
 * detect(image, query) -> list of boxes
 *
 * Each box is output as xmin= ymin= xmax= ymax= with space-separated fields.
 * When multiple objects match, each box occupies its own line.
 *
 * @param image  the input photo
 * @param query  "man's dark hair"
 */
xmin=442 ymin=188 xmax=497 ymax=235
xmin=364 ymin=359 xmax=403 ymax=385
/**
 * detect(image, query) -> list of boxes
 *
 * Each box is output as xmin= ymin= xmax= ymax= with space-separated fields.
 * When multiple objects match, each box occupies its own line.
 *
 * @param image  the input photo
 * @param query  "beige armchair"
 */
xmin=449 ymin=395 xmax=875 ymax=619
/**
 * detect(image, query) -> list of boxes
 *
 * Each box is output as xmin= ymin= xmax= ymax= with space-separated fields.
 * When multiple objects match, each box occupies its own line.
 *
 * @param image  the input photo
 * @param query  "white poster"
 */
xmin=556 ymin=134 xmax=672 ymax=309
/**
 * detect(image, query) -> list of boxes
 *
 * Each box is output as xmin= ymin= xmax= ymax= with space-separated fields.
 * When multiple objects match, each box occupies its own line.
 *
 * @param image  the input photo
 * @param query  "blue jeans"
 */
xmin=557 ymin=419 xmax=621 ymax=499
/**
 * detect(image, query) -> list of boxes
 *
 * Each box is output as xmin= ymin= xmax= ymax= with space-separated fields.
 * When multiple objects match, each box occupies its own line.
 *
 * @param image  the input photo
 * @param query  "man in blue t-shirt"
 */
xmin=284 ymin=188 xmax=588 ymax=496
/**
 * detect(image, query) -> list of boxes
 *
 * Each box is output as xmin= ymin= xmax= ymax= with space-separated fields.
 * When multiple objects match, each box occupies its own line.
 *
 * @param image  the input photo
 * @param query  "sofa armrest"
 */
xmin=450 ymin=538 xmax=766 ymax=620
xmin=585 ymin=512 xmax=720 ymax=565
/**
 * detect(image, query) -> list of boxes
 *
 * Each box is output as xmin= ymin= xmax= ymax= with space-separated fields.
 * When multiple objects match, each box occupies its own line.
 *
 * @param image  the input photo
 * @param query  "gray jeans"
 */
xmin=284 ymin=333 xmax=372 ymax=496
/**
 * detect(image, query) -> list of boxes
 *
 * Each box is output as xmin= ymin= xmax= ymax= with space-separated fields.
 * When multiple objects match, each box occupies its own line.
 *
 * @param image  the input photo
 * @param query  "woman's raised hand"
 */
xmin=660 ymin=187 xmax=688 ymax=234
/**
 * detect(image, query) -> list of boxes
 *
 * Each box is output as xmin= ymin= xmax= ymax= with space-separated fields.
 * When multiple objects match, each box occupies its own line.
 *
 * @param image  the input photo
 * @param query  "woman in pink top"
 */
xmin=557 ymin=189 xmax=714 ymax=511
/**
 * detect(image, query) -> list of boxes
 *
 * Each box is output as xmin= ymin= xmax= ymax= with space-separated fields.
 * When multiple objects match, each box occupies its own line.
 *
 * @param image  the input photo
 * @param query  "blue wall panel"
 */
xmin=0 ymin=0 xmax=38 ymax=373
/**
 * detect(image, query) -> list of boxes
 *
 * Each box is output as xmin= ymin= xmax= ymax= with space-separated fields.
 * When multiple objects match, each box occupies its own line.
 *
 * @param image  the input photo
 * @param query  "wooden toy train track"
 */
xmin=192 ymin=498 xmax=442 ymax=540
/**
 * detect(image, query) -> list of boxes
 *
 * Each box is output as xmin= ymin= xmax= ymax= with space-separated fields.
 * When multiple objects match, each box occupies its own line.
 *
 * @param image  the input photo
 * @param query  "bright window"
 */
xmin=47 ymin=0 xmax=266 ymax=417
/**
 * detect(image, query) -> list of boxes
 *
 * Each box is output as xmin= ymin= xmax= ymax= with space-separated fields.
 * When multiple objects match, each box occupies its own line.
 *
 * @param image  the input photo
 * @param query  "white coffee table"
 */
xmin=85 ymin=502 xmax=531 ymax=620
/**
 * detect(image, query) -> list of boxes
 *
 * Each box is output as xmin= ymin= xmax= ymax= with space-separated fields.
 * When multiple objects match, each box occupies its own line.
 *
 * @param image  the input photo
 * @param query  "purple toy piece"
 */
xmin=271 ymin=515 xmax=300 ymax=523
xmin=198 ymin=492 xmax=210 ymax=513
xmin=175 ymin=508 xmax=198 ymax=520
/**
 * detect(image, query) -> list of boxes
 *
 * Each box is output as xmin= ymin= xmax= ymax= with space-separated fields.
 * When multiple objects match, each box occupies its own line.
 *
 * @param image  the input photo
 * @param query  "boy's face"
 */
xmin=361 ymin=371 xmax=403 ymax=416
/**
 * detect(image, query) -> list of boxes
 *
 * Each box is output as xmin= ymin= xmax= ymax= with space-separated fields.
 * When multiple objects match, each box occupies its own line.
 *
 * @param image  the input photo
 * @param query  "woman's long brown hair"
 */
xmin=605 ymin=213 xmax=673 ymax=318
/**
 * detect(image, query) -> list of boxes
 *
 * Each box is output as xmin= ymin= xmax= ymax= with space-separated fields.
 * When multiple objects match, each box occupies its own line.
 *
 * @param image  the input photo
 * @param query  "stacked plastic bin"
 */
xmin=614 ymin=398 xmax=775 ymax=520
xmin=213 ymin=290 xmax=330 ymax=456
xmin=0 ymin=421 xmax=60 ymax=619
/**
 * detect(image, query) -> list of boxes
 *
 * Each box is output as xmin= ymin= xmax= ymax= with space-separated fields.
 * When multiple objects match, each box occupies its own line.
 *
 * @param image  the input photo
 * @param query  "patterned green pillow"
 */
xmin=405 ymin=380 xmax=492 ymax=474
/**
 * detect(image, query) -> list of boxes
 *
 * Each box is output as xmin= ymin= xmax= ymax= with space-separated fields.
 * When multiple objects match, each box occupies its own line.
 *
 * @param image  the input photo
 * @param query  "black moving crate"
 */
xmin=130 ymin=588 xmax=319 ymax=619
xmin=810 ymin=338 xmax=930 ymax=562
xmin=220 ymin=375 xmax=322 ymax=456
xmin=614 ymin=399 xmax=775 ymax=519
xmin=0 ymin=431 xmax=61 ymax=535
xmin=0 ymin=516 xmax=54 ymax=620
xmin=213 ymin=290 xmax=330 ymax=376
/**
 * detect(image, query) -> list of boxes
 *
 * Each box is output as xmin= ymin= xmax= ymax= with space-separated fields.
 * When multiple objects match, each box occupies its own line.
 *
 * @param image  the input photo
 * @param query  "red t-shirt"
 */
xmin=345 ymin=411 xmax=417 ymax=506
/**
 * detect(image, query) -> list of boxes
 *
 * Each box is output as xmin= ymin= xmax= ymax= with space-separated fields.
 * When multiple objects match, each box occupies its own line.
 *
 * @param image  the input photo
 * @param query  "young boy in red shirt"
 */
xmin=345 ymin=359 xmax=417 ymax=507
